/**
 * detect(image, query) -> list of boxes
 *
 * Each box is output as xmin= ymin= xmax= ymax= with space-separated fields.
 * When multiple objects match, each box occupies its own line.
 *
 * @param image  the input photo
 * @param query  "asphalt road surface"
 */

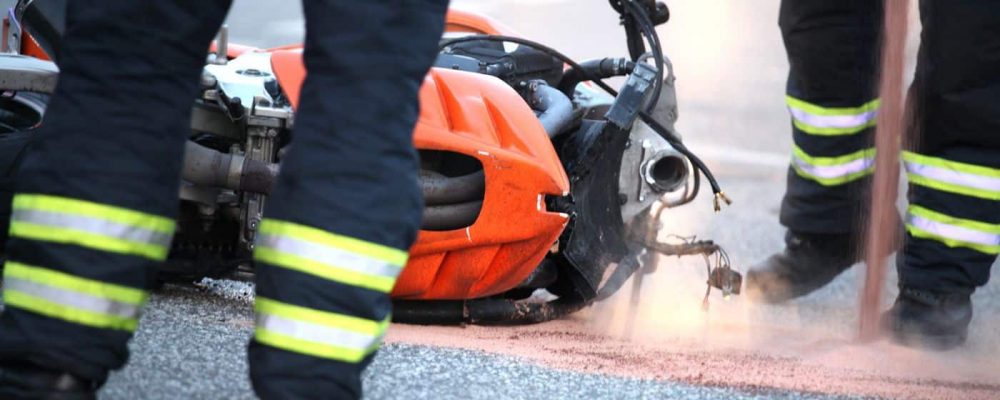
xmin=1 ymin=1 xmax=998 ymax=399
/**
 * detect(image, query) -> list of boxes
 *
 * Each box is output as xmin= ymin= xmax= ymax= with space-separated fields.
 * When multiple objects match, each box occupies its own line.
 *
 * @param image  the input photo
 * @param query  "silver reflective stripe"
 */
xmin=788 ymin=108 xmax=877 ymax=129
xmin=905 ymin=162 xmax=1000 ymax=192
xmin=907 ymin=213 xmax=1000 ymax=247
xmin=257 ymin=233 xmax=401 ymax=279
xmin=255 ymin=313 xmax=379 ymax=350
xmin=792 ymin=154 xmax=874 ymax=179
xmin=3 ymin=277 xmax=140 ymax=318
xmin=11 ymin=209 xmax=172 ymax=247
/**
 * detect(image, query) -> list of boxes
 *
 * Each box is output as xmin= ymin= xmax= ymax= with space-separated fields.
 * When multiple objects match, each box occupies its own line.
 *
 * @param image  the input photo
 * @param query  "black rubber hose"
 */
xmin=420 ymin=170 xmax=484 ymax=206
xmin=524 ymin=81 xmax=574 ymax=138
xmin=467 ymin=296 xmax=590 ymax=325
xmin=391 ymin=300 xmax=466 ymax=325
xmin=438 ymin=35 xmax=725 ymax=201
xmin=392 ymin=295 xmax=590 ymax=326
xmin=421 ymin=200 xmax=483 ymax=231
xmin=557 ymin=57 xmax=635 ymax=97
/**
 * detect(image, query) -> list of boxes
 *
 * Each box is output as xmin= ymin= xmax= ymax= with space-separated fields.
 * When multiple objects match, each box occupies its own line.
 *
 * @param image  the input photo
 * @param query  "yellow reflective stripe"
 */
xmin=906 ymin=205 xmax=1000 ymax=255
xmin=12 ymin=194 xmax=175 ymax=233
xmin=906 ymin=175 xmax=1000 ymax=201
xmin=791 ymin=164 xmax=873 ymax=186
xmin=258 ymin=220 xmax=407 ymax=267
xmin=254 ymin=297 xmax=389 ymax=362
xmin=255 ymin=248 xmax=396 ymax=292
xmin=8 ymin=221 xmax=169 ymax=260
xmin=792 ymin=119 xmax=877 ymax=136
xmin=786 ymin=96 xmax=881 ymax=117
xmin=903 ymin=151 xmax=1000 ymax=178
xmin=906 ymin=225 xmax=1000 ymax=255
xmin=4 ymin=261 xmax=147 ymax=305
xmin=903 ymin=151 xmax=1000 ymax=200
xmin=786 ymin=96 xmax=880 ymax=136
xmin=254 ymin=328 xmax=376 ymax=363
xmin=793 ymin=145 xmax=874 ymax=167
xmin=3 ymin=290 xmax=139 ymax=331
xmin=909 ymin=205 xmax=1000 ymax=234
xmin=255 ymin=296 xmax=388 ymax=335
xmin=791 ymin=145 xmax=875 ymax=186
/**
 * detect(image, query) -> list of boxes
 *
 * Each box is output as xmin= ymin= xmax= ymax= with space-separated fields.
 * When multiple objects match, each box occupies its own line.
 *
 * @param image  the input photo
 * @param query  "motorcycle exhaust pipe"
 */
xmin=642 ymin=151 xmax=689 ymax=193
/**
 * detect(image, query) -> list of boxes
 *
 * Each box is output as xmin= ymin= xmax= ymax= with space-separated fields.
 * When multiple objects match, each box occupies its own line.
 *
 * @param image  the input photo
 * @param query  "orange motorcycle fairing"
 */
xmin=271 ymin=49 xmax=571 ymax=300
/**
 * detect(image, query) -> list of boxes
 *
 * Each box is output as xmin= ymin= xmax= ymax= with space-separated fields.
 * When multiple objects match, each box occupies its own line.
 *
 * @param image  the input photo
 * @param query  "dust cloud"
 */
xmin=580 ymin=202 xmax=1000 ymax=399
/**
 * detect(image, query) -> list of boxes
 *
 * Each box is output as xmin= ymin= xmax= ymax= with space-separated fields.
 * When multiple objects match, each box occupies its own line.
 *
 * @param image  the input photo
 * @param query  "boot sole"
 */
xmin=889 ymin=329 xmax=967 ymax=351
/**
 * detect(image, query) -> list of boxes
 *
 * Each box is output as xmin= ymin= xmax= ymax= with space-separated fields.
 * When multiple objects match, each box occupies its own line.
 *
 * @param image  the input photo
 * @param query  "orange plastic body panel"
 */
xmin=399 ymin=69 xmax=570 ymax=299
xmin=270 ymin=15 xmax=570 ymax=299
xmin=19 ymin=31 xmax=50 ymax=61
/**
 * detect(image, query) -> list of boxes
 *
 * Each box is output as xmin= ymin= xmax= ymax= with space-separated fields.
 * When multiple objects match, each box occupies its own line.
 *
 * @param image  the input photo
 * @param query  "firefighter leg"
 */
xmin=246 ymin=1 xmax=448 ymax=398
xmin=747 ymin=0 xmax=884 ymax=302
xmin=885 ymin=0 xmax=1000 ymax=349
xmin=0 ymin=0 xmax=232 ymax=387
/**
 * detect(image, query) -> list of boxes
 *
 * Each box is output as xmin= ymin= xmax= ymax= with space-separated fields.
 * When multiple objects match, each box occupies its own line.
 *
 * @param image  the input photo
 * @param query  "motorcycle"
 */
xmin=0 ymin=0 xmax=741 ymax=325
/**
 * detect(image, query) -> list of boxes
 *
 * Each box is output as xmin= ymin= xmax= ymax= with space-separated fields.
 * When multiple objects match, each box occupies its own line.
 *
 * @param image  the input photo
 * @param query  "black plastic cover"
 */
xmin=549 ymin=120 xmax=630 ymax=300
xmin=17 ymin=0 xmax=66 ymax=62
xmin=604 ymin=62 xmax=656 ymax=130
xmin=439 ymin=40 xmax=564 ymax=86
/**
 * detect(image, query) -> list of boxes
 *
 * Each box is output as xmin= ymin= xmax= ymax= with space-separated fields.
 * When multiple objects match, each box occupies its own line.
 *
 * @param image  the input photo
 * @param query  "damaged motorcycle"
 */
xmin=0 ymin=0 xmax=741 ymax=325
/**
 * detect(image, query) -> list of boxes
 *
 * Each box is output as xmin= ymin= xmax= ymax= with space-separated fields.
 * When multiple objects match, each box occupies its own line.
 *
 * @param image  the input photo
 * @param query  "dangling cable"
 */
xmin=439 ymin=29 xmax=729 ymax=211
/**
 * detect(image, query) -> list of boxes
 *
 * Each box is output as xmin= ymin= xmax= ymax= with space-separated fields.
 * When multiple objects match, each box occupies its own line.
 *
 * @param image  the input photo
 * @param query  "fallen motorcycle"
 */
xmin=0 ymin=0 xmax=741 ymax=325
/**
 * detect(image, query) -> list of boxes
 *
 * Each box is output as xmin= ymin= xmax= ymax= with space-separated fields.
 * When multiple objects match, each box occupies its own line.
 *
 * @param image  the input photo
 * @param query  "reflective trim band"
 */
xmin=2 ymin=262 xmax=146 ymax=331
xmin=791 ymin=145 xmax=875 ymax=186
xmin=786 ymin=96 xmax=879 ymax=136
xmin=253 ymin=297 xmax=389 ymax=363
xmin=906 ymin=205 xmax=1000 ymax=254
xmin=9 ymin=194 xmax=175 ymax=260
xmin=254 ymin=220 xmax=407 ymax=293
xmin=903 ymin=152 xmax=1000 ymax=200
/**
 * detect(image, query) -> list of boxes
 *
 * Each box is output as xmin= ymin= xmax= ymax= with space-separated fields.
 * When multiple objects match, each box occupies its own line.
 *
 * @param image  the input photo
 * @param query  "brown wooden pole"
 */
xmin=859 ymin=0 xmax=910 ymax=341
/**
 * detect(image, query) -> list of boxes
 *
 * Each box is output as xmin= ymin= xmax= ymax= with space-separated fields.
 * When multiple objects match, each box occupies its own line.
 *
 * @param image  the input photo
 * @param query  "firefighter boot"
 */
xmin=744 ymin=231 xmax=859 ymax=303
xmin=0 ymin=361 xmax=97 ymax=400
xmin=881 ymin=287 xmax=972 ymax=351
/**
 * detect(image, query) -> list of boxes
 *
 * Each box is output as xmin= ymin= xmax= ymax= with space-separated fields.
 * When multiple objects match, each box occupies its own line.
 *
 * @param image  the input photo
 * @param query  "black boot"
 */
xmin=0 ymin=361 xmax=97 ymax=400
xmin=881 ymin=287 xmax=972 ymax=351
xmin=744 ymin=231 xmax=859 ymax=303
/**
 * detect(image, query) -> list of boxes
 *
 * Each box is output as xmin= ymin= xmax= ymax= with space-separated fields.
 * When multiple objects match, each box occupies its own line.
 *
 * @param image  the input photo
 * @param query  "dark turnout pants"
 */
xmin=778 ymin=0 xmax=1000 ymax=294
xmin=0 ymin=0 xmax=447 ymax=398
